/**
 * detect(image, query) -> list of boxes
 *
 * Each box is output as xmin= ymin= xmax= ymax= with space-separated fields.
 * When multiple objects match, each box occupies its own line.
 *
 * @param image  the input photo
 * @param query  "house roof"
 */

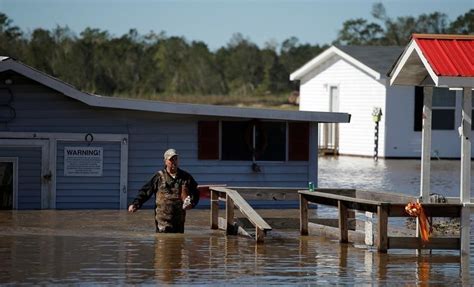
xmin=414 ymin=34 xmax=474 ymax=77
xmin=389 ymin=34 xmax=474 ymax=87
xmin=336 ymin=46 xmax=404 ymax=75
xmin=0 ymin=57 xmax=350 ymax=123
xmin=290 ymin=45 xmax=403 ymax=81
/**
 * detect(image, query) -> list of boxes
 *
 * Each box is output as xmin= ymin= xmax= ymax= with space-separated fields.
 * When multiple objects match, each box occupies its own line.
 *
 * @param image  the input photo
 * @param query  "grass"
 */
xmin=112 ymin=93 xmax=299 ymax=110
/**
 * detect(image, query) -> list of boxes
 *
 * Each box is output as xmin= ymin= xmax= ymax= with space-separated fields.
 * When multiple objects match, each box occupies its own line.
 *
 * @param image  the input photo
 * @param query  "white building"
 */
xmin=291 ymin=45 xmax=471 ymax=158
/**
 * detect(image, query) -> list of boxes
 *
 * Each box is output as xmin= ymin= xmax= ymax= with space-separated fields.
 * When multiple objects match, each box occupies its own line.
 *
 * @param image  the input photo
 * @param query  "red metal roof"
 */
xmin=413 ymin=34 xmax=474 ymax=77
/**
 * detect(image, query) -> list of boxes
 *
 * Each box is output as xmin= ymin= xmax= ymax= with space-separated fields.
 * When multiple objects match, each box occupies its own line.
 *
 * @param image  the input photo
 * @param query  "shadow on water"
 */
xmin=0 ymin=208 xmax=472 ymax=285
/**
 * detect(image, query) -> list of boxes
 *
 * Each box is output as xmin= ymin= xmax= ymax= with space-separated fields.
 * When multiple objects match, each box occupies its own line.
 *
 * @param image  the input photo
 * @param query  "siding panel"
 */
xmin=0 ymin=147 xmax=41 ymax=209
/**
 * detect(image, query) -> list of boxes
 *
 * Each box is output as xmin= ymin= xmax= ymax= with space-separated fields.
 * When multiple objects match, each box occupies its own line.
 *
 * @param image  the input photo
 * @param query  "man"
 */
xmin=128 ymin=149 xmax=199 ymax=233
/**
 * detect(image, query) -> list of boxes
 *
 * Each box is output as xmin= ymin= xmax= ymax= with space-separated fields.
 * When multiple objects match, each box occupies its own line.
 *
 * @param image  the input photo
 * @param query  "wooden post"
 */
xmin=225 ymin=194 xmax=234 ymax=235
xmin=377 ymin=204 xmax=388 ymax=253
xmin=365 ymin=211 xmax=374 ymax=246
xmin=420 ymin=86 xmax=432 ymax=202
xmin=210 ymin=189 xmax=218 ymax=229
xmin=461 ymin=207 xmax=471 ymax=255
xmin=256 ymin=227 xmax=265 ymax=243
xmin=300 ymin=194 xmax=308 ymax=235
xmin=338 ymin=200 xmax=349 ymax=243
xmin=308 ymin=122 xmax=318 ymax=184
xmin=460 ymin=87 xmax=471 ymax=256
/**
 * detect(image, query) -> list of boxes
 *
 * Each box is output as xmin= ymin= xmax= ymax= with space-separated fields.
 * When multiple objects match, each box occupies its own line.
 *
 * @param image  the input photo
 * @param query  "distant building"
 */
xmin=291 ymin=45 xmax=471 ymax=158
xmin=0 ymin=57 xmax=349 ymax=210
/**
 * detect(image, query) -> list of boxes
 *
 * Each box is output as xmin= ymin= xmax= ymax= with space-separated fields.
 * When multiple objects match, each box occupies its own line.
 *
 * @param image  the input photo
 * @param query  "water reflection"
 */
xmin=154 ymin=235 xmax=184 ymax=283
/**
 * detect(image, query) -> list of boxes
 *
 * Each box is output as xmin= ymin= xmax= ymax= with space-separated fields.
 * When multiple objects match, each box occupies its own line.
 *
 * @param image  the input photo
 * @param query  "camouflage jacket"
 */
xmin=131 ymin=168 xmax=199 ymax=232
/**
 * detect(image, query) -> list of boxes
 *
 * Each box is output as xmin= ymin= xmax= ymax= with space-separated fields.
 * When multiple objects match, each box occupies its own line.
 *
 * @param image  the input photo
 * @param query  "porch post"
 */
xmin=420 ymin=87 xmax=432 ymax=202
xmin=460 ymin=87 xmax=472 ymax=256
xmin=308 ymin=122 xmax=318 ymax=185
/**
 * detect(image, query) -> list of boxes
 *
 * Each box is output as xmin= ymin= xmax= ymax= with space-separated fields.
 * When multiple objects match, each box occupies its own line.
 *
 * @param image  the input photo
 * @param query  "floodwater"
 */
xmin=0 ymin=157 xmax=473 ymax=285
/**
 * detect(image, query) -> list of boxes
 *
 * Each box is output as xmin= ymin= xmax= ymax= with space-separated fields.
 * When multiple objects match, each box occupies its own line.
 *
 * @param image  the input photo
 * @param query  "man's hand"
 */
xmin=128 ymin=204 xmax=137 ymax=213
xmin=182 ymin=196 xmax=192 ymax=210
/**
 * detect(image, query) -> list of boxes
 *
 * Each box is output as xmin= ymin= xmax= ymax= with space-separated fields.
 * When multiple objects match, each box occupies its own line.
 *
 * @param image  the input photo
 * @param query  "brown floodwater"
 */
xmin=0 ymin=157 xmax=473 ymax=285
xmin=0 ymin=209 xmax=472 ymax=285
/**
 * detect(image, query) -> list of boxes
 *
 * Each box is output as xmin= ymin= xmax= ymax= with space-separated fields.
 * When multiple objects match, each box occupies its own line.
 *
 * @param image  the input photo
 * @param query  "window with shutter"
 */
xmin=288 ymin=122 xmax=309 ymax=161
xmin=198 ymin=121 xmax=219 ymax=160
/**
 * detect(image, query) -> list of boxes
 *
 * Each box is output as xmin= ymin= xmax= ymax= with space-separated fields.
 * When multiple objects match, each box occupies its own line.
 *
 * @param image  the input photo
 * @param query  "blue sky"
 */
xmin=1 ymin=0 xmax=472 ymax=50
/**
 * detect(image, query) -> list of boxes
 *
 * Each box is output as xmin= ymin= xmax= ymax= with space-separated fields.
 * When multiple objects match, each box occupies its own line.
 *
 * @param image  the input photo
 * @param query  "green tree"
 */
xmin=216 ymin=33 xmax=263 ymax=96
xmin=449 ymin=9 xmax=474 ymax=34
xmin=336 ymin=3 xmax=455 ymax=46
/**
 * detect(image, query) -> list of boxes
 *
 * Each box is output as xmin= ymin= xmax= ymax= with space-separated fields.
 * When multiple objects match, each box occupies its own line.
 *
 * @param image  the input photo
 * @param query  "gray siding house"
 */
xmin=0 ymin=57 xmax=350 ymax=210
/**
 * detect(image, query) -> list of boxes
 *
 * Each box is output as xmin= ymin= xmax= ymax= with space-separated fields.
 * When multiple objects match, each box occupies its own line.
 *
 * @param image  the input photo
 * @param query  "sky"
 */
xmin=1 ymin=0 xmax=472 ymax=50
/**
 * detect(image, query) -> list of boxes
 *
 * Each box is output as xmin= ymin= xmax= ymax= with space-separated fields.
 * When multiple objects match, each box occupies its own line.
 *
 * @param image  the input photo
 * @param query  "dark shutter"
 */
xmin=414 ymin=86 xmax=423 ymax=131
xmin=198 ymin=121 xmax=219 ymax=160
xmin=288 ymin=122 xmax=309 ymax=161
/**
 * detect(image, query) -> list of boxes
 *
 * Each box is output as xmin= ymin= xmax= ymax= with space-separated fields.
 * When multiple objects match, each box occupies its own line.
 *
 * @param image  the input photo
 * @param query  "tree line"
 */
xmin=0 ymin=5 xmax=472 ymax=99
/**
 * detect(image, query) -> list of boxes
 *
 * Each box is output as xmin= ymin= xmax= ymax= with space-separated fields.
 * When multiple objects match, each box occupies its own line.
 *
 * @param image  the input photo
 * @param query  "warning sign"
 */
xmin=64 ymin=147 xmax=103 ymax=176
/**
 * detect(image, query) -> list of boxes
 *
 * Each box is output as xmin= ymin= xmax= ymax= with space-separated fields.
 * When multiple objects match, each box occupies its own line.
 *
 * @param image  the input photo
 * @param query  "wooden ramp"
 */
xmin=209 ymin=186 xmax=273 ymax=243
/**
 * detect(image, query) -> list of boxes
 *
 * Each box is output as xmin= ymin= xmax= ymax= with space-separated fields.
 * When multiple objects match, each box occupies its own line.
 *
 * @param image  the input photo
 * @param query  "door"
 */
xmin=321 ymin=86 xmax=340 ymax=152
xmin=0 ymin=139 xmax=49 ymax=209
xmin=0 ymin=159 xmax=16 ymax=209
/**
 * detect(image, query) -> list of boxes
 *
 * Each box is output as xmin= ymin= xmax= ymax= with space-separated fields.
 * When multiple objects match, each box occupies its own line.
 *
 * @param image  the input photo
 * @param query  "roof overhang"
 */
xmin=0 ymin=57 xmax=351 ymax=123
xmin=289 ymin=46 xmax=381 ymax=81
xmin=389 ymin=36 xmax=474 ymax=88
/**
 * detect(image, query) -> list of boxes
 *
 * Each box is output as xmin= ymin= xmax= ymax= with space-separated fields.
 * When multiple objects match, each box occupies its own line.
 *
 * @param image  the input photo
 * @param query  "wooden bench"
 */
xmin=299 ymin=189 xmax=463 ymax=253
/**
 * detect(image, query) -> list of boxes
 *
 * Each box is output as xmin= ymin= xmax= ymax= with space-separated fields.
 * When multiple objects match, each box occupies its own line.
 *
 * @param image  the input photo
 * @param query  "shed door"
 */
xmin=56 ymin=141 xmax=122 ymax=209
xmin=0 ymin=159 xmax=15 ymax=209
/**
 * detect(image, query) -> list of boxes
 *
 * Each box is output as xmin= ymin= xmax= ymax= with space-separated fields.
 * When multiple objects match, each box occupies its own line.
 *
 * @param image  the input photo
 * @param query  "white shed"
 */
xmin=291 ymin=45 xmax=472 ymax=158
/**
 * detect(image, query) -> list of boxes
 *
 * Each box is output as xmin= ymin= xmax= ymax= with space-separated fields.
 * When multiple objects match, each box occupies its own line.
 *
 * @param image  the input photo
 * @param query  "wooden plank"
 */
xmin=388 ymin=203 xmax=462 ymax=217
xmin=355 ymin=190 xmax=416 ymax=203
xmin=226 ymin=194 xmax=234 ymax=235
xmin=300 ymin=194 xmax=308 ymax=235
xmin=377 ymin=204 xmax=388 ymax=253
xmin=299 ymin=190 xmax=381 ymax=206
xmin=313 ymin=188 xmax=356 ymax=197
xmin=210 ymin=189 xmax=218 ymax=229
xmin=338 ymin=201 xmax=348 ymax=243
xmin=388 ymin=237 xmax=460 ymax=250
xmin=307 ymin=222 xmax=365 ymax=244
xmin=229 ymin=187 xmax=300 ymax=200
xmin=212 ymin=186 xmax=272 ymax=231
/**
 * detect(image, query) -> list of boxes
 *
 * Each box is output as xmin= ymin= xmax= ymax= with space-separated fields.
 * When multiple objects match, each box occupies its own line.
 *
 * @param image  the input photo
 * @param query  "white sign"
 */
xmin=64 ymin=147 xmax=103 ymax=176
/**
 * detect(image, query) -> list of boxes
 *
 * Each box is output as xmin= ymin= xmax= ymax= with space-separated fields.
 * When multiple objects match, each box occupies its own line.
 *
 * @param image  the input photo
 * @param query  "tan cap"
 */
xmin=164 ymin=148 xmax=179 ymax=161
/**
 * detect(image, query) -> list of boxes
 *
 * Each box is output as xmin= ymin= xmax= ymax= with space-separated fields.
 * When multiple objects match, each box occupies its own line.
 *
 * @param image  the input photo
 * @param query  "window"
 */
xmin=256 ymin=122 xmax=286 ymax=161
xmin=198 ymin=120 xmax=309 ymax=162
xmin=221 ymin=120 xmax=286 ymax=161
xmin=221 ymin=121 xmax=252 ymax=160
xmin=432 ymin=88 xmax=455 ymax=130
xmin=414 ymin=87 xmax=455 ymax=131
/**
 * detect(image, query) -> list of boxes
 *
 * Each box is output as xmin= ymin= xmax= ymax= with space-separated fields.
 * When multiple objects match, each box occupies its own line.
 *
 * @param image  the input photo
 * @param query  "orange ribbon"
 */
xmin=405 ymin=202 xmax=430 ymax=242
